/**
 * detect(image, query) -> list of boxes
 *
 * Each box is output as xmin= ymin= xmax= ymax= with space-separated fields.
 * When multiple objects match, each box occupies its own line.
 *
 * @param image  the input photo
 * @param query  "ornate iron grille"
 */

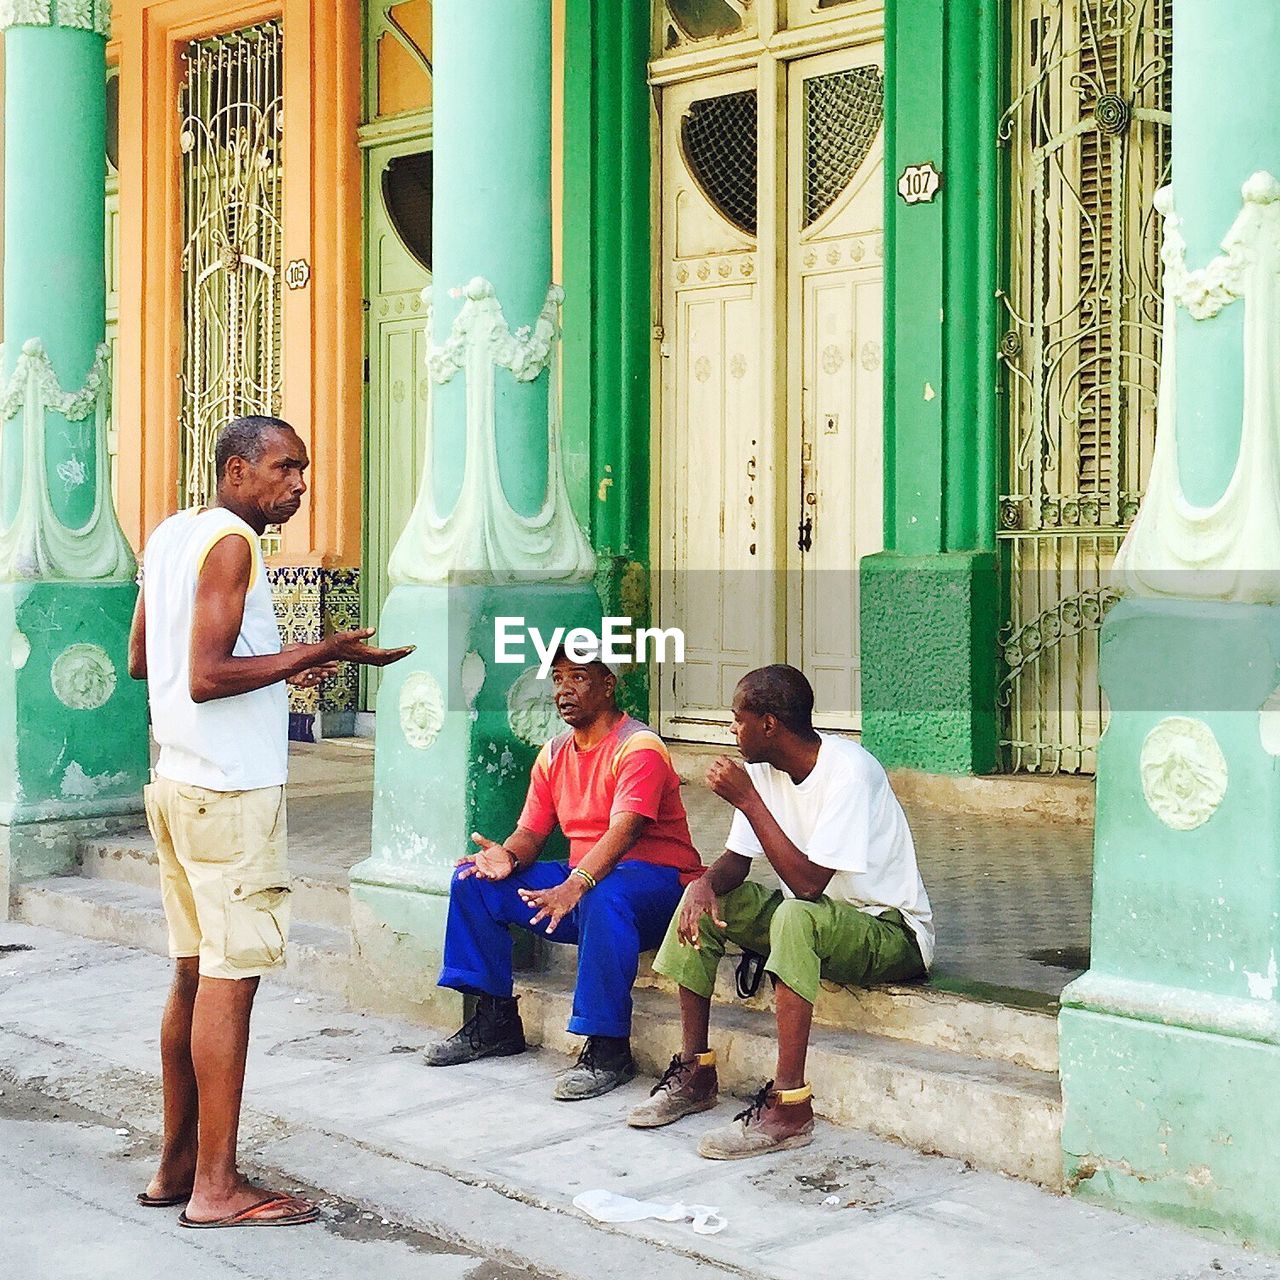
xmin=803 ymin=65 xmax=883 ymax=226
xmin=997 ymin=0 xmax=1171 ymax=774
xmin=680 ymin=90 xmax=758 ymax=237
xmin=178 ymin=22 xmax=284 ymax=508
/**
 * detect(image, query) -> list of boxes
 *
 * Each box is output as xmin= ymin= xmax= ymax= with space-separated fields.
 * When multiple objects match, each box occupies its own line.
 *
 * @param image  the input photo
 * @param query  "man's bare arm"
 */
xmin=706 ymin=758 xmax=834 ymax=901
xmin=574 ymin=810 xmax=651 ymax=883
xmin=127 ymin=585 xmax=147 ymax=681
xmin=189 ymin=535 xmax=413 ymax=703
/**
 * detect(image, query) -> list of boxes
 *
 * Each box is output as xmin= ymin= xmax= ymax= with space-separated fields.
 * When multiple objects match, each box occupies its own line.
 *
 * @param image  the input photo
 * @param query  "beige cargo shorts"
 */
xmin=144 ymin=776 xmax=290 ymax=980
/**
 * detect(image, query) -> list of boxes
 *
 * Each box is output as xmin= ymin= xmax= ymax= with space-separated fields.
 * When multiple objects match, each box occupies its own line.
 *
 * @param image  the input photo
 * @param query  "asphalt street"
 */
xmin=0 ymin=1082 xmax=537 ymax=1280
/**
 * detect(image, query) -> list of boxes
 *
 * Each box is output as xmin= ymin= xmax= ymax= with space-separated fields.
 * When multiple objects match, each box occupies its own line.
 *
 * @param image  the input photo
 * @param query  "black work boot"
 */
xmin=553 ymin=1035 xmax=636 ymax=1101
xmin=423 ymin=994 xmax=526 ymax=1067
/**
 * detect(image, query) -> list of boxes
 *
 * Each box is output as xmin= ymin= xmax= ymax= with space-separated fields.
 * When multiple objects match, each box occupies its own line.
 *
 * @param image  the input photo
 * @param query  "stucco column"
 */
xmin=354 ymin=0 xmax=597 ymax=1022
xmin=859 ymin=0 xmax=1002 ymax=775
xmin=0 ymin=0 xmax=148 ymax=916
xmin=1061 ymin=2 xmax=1280 ymax=1246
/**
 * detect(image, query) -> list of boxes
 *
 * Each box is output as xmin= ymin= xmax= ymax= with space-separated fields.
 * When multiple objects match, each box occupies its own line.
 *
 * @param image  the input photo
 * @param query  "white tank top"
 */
xmin=143 ymin=507 xmax=288 ymax=791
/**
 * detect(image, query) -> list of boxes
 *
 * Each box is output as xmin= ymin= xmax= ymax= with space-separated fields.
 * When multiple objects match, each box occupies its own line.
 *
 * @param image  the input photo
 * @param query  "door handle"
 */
xmin=797 ymin=515 xmax=813 ymax=553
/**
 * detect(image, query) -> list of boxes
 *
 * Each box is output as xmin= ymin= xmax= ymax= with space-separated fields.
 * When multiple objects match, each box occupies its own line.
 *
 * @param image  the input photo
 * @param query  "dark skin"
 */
xmin=457 ymin=657 xmax=649 ymax=936
xmin=127 ymin=425 xmax=413 ymax=1223
xmin=673 ymin=685 xmax=832 ymax=1105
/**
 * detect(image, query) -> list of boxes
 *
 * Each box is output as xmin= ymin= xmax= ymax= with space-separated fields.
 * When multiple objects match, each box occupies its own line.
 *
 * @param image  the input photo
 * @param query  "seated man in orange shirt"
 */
xmin=423 ymin=648 xmax=704 ymax=1101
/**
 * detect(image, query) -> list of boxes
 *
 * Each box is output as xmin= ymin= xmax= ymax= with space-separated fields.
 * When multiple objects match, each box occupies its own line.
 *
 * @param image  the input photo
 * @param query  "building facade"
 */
xmin=5 ymin=0 xmax=1280 ymax=1251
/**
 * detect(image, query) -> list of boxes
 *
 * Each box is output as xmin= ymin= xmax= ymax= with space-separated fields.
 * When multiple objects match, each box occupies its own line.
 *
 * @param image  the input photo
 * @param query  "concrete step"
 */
xmin=668 ymin=742 xmax=1094 ymax=825
xmin=536 ymin=943 xmax=1059 ymax=1073
xmin=514 ymin=971 xmax=1064 ymax=1189
xmin=16 ymin=871 xmax=1062 ymax=1188
xmin=77 ymin=833 xmax=352 ymax=928
xmin=14 ymin=875 xmax=350 ymax=998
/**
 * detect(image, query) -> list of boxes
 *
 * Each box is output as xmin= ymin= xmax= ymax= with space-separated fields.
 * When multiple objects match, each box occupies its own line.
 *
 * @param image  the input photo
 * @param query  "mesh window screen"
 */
xmin=680 ymin=89 xmax=758 ymax=237
xmin=803 ymin=65 xmax=884 ymax=227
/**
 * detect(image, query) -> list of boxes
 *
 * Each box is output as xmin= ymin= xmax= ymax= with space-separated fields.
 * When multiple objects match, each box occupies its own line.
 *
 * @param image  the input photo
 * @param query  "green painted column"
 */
xmin=859 ymin=0 xmax=1002 ymax=775
xmin=1173 ymin=5 xmax=1280 ymax=505
xmin=1061 ymin=1 xmax=1280 ymax=1247
xmin=561 ymin=0 xmax=651 ymax=712
xmin=0 ymin=0 xmax=147 ymax=917
xmin=354 ymin=0 xmax=600 ymax=1022
xmin=429 ymin=0 xmax=552 ymax=519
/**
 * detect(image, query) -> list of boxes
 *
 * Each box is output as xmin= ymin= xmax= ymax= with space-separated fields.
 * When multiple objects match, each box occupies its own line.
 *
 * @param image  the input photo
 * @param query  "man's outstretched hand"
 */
xmin=282 ymin=643 xmax=339 ymax=689
xmin=456 ymin=832 xmax=518 ymax=882
xmin=519 ymin=876 xmax=585 ymax=935
xmin=323 ymin=627 xmax=415 ymax=668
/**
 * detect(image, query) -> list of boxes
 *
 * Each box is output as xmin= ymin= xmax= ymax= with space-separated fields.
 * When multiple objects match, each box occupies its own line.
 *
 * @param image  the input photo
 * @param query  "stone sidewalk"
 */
xmin=2 ymin=921 xmax=1275 ymax=1280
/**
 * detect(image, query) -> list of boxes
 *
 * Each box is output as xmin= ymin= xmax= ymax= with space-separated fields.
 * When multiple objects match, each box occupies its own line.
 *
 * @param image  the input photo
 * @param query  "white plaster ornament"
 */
xmin=507 ymin=667 xmax=561 ymax=748
xmin=399 ymin=671 xmax=445 ymax=750
xmin=50 ymin=642 xmax=116 ymax=710
xmin=1139 ymin=716 xmax=1228 ymax=832
xmin=388 ymin=279 xmax=595 ymax=587
xmin=0 ymin=339 xmax=135 ymax=582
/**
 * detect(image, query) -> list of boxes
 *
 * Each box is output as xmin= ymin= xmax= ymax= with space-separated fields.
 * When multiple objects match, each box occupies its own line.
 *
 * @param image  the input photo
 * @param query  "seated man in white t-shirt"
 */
xmin=628 ymin=664 xmax=933 ymax=1160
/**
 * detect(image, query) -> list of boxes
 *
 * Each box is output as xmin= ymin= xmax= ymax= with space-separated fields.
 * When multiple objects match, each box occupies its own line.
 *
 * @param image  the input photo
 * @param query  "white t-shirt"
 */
xmin=144 ymin=507 xmax=288 ymax=792
xmin=726 ymin=735 xmax=935 ymax=968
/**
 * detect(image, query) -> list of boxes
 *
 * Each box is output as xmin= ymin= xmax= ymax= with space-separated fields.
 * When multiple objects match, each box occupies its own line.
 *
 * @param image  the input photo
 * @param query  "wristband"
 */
xmin=570 ymin=867 xmax=597 ymax=891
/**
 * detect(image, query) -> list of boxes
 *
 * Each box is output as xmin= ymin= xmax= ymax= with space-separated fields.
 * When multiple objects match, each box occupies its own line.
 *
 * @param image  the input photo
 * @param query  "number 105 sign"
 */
xmin=898 ymin=163 xmax=942 ymax=205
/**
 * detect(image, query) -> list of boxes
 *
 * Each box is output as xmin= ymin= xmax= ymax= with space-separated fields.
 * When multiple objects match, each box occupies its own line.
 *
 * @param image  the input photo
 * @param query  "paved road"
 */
xmin=0 ymin=1084 xmax=533 ymax=1280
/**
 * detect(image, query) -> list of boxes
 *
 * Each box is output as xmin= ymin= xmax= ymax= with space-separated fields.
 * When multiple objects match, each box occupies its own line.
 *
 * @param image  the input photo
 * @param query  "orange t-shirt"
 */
xmin=517 ymin=715 xmax=704 ymax=883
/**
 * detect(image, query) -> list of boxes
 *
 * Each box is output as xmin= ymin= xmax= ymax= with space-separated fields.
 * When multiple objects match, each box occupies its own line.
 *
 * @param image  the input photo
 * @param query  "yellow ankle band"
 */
xmin=693 ymin=1050 xmax=716 ymax=1067
xmin=772 ymin=1083 xmax=812 ymax=1105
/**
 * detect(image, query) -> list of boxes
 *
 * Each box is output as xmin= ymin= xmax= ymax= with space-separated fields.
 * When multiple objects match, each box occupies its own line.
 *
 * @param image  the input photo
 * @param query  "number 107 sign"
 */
xmin=898 ymin=163 xmax=942 ymax=205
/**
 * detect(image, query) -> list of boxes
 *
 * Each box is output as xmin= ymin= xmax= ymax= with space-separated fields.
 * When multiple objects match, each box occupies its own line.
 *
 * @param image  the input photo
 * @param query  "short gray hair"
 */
xmin=215 ymin=416 xmax=295 ymax=482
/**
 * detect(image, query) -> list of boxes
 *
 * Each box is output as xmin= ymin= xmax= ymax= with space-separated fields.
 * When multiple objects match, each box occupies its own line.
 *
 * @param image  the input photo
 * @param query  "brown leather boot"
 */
xmin=697 ymin=1081 xmax=815 ymax=1159
xmin=627 ymin=1051 xmax=719 ymax=1128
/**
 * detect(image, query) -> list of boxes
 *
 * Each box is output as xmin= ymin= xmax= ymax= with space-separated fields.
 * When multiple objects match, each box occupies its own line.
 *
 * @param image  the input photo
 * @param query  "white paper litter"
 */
xmin=573 ymin=1189 xmax=726 ymax=1235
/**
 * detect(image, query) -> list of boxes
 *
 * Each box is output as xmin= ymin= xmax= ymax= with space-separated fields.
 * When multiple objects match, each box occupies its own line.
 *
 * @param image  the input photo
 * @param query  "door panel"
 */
xmin=789 ymin=47 xmax=885 ymax=731
xmin=658 ymin=70 xmax=778 ymax=739
xmin=363 ymin=134 xmax=432 ymax=709
xmin=656 ymin=43 xmax=884 ymax=739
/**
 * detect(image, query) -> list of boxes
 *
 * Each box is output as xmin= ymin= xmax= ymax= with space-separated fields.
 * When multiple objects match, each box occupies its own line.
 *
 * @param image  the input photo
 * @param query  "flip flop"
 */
xmin=137 ymin=1190 xmax=192 ymax=1208
xmin=178 ymin=1194 xmax=318 ymax=1229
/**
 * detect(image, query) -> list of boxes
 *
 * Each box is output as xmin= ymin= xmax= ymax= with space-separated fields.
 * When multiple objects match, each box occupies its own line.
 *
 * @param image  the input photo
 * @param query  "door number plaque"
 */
xmin=898 ymin=163 xmax=942 ymax=205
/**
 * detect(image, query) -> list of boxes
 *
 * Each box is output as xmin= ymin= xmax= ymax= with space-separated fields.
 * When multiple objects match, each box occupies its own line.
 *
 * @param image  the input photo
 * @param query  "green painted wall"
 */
xmin=861 ymin=0 xmax=1003 ymax=774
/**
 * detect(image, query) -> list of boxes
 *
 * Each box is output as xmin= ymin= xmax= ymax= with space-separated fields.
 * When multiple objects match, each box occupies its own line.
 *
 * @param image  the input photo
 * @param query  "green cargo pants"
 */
xmin=653 ymin=879 xmax=925 ymax=1006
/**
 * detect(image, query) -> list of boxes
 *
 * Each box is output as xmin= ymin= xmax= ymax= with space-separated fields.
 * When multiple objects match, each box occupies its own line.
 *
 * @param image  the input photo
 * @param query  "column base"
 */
xmin=859 ymin=551 xmax=999 ymax=773
xmin=350 ymin=578 xmax=600 ymax=1022
xmin=1061 ymin=595 xmax=1280 ymax=1245
xmin=1 ymin=811 xmax=142 ymax=920
xmin=0 ymin=580 xmax=147 ymax=806
xmin=1062 ymin=1007 xmax=1280 ymax=1248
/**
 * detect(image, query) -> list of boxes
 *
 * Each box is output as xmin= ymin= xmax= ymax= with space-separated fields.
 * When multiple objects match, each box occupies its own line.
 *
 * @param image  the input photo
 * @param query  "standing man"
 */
xmin=127 ymin=416 xmax=411 ymax=1228
xmin=424 ymin=648 xmax=705 ymax=1100
xmin=629 ymin=664 xmax=933 ymax=1160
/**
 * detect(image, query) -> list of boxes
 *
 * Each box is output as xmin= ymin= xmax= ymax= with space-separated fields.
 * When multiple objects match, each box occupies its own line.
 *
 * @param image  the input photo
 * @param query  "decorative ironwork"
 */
xmin=997 ymin=0 xmax=1172 ymax=774
xmin=680 ymin=90 xmax=758 ymax=237
xmin=178 ymin=21 xmax=284 ymax=509
xmin=803 ymin=65 xmax=883 ymax=226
